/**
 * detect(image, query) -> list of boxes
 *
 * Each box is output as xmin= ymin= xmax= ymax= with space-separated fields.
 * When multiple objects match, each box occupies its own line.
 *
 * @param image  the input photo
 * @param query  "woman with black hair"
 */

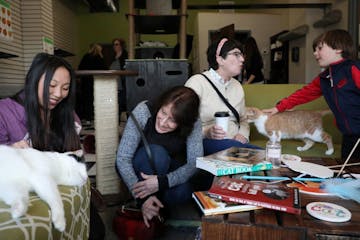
xmin=0 ymin=52 xmax=105 ymax=240
xmin=0 ymin=52 xmax=81 ymax=151
xmin=185 ymin=38 xmax=260 ymax=156
xmin=243 ymin=36 xmax=264 ymax=84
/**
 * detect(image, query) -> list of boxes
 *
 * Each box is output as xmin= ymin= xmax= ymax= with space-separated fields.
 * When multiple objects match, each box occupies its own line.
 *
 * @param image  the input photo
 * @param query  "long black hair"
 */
xmin=244 ymin=37 xmax=264 ymax=70
xmin=154 ymin=86 xmax=200 ymax=138
xmin=24 ymin=53 xmax=80 ymax=152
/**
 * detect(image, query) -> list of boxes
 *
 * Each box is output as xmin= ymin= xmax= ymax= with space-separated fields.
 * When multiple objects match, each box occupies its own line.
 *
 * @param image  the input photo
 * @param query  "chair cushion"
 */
xmin=0 ymin=180 xmax=90 ymax=240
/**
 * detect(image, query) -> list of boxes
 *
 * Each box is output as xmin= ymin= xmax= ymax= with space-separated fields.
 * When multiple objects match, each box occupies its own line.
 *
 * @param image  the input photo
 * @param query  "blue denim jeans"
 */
xmin=132 ymin=144 xmax=193 ymax=206
xmin=203 ymin=138 xmax=263 ymax=156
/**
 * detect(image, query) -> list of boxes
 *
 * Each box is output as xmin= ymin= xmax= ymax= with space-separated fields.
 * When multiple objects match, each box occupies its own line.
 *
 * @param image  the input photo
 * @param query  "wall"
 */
xmin=53 ymin=0 xmax=78 ymax=66
xmin=0 ymin=0 xmax=24 ymax=97
xmin=193 ymin=12 xmax=286 ymax=76
xmin=193 ymin=0 xmax=349 ymax=82
xmin=0 ymin=0 xmax=77 ymax=98
xmin=288 ymin=0 xmax=348 ymax=83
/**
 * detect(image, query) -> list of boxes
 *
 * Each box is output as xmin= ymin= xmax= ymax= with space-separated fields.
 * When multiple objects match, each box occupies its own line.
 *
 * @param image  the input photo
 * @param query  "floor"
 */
xmin=85 ymin=116 xmax=203 ymax=240
xmin=99 ymin=200 xmax=202 ymax=240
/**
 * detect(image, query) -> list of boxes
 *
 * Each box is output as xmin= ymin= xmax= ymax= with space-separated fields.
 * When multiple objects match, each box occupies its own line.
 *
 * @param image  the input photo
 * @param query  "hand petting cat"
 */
xmin=262 ymin=107 xmax=279 ymax=116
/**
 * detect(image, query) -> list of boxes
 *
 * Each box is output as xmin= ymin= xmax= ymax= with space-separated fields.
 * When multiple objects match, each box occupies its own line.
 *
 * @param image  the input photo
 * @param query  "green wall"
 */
xmin=75 ymin=0 xmax=251 ymax=64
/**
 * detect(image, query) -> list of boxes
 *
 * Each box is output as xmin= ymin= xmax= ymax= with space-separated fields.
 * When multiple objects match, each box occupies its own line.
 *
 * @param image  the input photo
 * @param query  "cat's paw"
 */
xmin=52 ymin=212 xmax=66 ymax=232
xmin=325 ymin=148 xmax=334 ymax=155
xmin=11 ymin=201 xmax=27 ymax=219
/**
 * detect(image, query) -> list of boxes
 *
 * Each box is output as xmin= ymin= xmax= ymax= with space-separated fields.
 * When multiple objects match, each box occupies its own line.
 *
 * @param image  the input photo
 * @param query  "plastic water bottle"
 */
xmin=266 ymin=139 xmax=282 ymax=168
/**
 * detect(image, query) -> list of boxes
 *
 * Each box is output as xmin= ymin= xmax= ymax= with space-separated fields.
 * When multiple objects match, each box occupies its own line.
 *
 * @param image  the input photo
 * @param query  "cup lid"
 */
xmin=214 ymin=111 xmax=229 ymax=117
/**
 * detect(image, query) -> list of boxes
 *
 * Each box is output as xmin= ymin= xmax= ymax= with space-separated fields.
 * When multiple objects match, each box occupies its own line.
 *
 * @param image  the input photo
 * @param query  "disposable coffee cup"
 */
xmin=214 ymin=111 xmax=230 ymax=133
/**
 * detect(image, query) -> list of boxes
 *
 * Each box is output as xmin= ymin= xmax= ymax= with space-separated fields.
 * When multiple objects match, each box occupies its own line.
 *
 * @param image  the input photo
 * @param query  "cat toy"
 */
xmin=321 ymin=138 xmax=360 ymax=203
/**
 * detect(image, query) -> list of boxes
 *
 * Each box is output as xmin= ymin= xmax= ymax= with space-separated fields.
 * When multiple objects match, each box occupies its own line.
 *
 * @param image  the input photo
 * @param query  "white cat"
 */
xmin=0 ymin=145 xmax=88 ymax=232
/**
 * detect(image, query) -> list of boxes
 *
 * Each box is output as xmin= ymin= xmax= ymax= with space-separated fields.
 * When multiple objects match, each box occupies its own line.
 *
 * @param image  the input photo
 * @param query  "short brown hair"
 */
xmin=312 ymin=29 xmax=356 ymax=60
xmin=155 ymin=86 xmax=200 ymax=137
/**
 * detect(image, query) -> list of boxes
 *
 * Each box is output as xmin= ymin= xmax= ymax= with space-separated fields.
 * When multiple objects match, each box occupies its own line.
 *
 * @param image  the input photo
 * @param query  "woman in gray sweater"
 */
xmin=116 ymin=86 xmax=203 ymax=227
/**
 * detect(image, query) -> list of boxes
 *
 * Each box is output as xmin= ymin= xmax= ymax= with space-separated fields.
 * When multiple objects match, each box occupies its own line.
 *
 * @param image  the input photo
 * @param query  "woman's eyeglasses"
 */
xmin=113 ymin=43 xmax=120 ymax=46
xmin=227 ymin=52 xmax=243 ymax=58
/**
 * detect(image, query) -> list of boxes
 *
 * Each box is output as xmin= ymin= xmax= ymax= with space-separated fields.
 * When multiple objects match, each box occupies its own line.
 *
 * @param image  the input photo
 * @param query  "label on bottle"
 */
xmin=266 ymin=141 xmax=282 ymax=168
xmin=267 ymin=148 xmax=281 ymax=158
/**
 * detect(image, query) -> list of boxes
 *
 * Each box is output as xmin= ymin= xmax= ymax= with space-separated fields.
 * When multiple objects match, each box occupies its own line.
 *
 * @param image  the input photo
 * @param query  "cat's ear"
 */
xmin=73 ymin=149 xmax=84 ymax=157
xmin=246 ymin=107 xmax=255 ymax=116
xmin=64 ymin=149 xmax=83 ymax=157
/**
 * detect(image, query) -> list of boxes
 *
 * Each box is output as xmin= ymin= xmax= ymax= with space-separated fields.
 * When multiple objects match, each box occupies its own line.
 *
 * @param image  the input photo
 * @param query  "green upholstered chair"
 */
xmin=0 ymin=181 xmax=90 ymax=240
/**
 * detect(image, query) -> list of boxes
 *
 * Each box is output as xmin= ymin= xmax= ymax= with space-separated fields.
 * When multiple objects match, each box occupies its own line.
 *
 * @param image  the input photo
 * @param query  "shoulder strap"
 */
xmin=129 ymin=112 xmax=157 ymax=174
xmin=200 ymin=73 xmax=240 ymax=123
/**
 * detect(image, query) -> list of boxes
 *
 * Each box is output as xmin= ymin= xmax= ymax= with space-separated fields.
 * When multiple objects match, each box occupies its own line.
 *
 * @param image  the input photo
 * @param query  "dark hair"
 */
xmin=24 ymin=53 xmax=80 ymax=152
xmin=207 ymin=38 xmax=242 ymax=69
xmin=112 ymin=38 xmax=126 ymax=49
xmin=154 ymin=86 xmax=200 ymax=137
xmin=244 ymin=37 xmax=263 ymax=70
xmin=312 ymin=29 xmax=356 ymax=60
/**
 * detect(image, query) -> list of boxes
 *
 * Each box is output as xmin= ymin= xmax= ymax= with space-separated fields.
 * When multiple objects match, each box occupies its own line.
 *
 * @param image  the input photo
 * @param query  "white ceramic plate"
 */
xmin=282 ymin=160 xmax=334 ymax=178
xmin=281 ymin=154 xmax=301 ymax=162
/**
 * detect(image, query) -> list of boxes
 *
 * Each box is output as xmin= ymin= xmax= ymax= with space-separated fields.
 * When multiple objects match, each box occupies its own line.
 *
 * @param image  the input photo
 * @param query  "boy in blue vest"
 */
xmin=264 ymin=29 xmax=360 ymax=162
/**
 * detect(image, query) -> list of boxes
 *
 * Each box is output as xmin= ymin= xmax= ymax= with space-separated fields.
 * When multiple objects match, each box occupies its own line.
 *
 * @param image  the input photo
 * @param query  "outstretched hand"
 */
xmin=262 ymin=107 xmax=279 ymax=116
xmin=133 ymin=172 xmax=159 ymax=199
xmin=142 ymin=196 xmax=164 ymax=228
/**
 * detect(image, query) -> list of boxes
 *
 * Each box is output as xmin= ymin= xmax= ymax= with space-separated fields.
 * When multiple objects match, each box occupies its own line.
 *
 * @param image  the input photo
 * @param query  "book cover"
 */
xmin=196 ymin=147 xmax=272 ymax=176
xmin=287 ymin=181 xmax=334 ymax=196
xmin=192 ymin=191 xmax=261 ymax=216
xmin=208 ymin=176 xmax=301 ymax=214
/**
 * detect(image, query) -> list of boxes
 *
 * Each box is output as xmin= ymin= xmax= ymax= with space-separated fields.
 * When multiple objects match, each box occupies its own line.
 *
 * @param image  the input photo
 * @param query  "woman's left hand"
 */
xmin=132 ymin=172 xmax=159 ymax=199
xmin=233 ymin=133 xmax=248 ymax=144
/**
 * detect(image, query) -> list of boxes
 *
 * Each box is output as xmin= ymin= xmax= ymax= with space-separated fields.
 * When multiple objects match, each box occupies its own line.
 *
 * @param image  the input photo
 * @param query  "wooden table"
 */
xmin=76 ymin=70 xmax=137 ymax=195
xmin=201 ymin=158 xmax=360 ymax=240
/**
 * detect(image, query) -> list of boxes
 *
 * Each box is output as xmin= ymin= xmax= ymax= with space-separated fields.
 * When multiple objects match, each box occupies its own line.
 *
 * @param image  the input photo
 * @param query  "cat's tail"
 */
xmin=318 ymin=109 xmax=332 ymax=117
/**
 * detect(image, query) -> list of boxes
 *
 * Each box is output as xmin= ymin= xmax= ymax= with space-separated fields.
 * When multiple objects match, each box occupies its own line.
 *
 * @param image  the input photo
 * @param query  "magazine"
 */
xmin=196 ymin=147 xmax=272 ymax=176
xmin=192 ymin=191 xmax=261 ymax=216
xmin=208 ymin=176 xmax=301 ymax=214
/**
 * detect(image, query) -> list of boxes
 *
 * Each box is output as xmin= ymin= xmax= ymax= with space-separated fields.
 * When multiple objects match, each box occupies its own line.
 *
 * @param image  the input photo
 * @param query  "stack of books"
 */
xmin=193 ymin=147 xmax=300 ymax=216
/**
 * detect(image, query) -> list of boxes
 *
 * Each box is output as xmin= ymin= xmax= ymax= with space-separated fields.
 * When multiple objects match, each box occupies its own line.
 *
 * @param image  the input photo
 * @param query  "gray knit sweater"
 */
xmin=116 ymin=101 xmax=203 ymax=196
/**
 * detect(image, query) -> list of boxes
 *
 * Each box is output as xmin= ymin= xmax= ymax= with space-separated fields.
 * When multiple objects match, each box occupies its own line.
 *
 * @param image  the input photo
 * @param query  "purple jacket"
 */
xmin=0 ymin=97 xmax=28 ymax=145
xmin=0 ymin=95 xmax=82 ymax=145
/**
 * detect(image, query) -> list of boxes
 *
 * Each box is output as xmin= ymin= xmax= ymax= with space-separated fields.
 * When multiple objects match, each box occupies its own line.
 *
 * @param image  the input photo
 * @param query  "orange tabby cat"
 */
xmin=245 ymin=107 xmax=334 ymax=155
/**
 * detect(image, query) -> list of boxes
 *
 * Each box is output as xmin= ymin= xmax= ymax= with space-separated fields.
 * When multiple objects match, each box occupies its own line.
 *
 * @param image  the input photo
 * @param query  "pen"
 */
xmin=242 ymin=175 xmax=326 ymax=182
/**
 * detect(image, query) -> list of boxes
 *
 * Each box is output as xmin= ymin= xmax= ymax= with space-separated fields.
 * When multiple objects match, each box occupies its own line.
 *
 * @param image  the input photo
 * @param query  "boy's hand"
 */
xmin=262 ymin=107 xmax=279 ymax=116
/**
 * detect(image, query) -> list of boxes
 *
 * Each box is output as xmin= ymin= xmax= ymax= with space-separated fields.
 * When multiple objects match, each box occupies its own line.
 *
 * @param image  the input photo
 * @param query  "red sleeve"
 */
xmin=352 ymin=65 xmax=360 ymax=89
xmin=276 ymin=77 xmax=323 ymax=112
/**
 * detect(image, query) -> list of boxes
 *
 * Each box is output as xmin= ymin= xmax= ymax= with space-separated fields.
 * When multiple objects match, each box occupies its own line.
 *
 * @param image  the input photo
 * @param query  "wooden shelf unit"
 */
xmin=127 ymin=0 xmax=187 ymax=59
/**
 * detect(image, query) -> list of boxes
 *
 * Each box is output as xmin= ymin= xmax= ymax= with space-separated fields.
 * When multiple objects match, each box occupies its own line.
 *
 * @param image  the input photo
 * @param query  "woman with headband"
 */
xmin=185 ymin=38 xmax=260 ymax=157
